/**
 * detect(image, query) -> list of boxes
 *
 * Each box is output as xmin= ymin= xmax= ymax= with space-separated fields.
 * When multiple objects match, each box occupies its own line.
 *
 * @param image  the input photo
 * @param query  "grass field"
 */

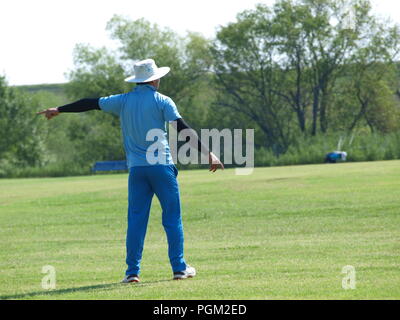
xmin=0 ymin=161 xmax=399 ymax=300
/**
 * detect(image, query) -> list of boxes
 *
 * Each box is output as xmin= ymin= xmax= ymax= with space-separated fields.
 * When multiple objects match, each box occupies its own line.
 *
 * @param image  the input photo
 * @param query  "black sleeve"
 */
xmin=175 ymin=118 xmax=209 ymax=154
xmin=57 ymin=98 xmax=100 ymax=113
xmin=176 ymin=117 xmax=190 ymax=133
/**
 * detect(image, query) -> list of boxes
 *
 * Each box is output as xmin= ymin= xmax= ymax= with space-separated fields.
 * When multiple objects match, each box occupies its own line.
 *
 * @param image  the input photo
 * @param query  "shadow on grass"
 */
xmin=0 ymin=279 xmax=172 ymax=300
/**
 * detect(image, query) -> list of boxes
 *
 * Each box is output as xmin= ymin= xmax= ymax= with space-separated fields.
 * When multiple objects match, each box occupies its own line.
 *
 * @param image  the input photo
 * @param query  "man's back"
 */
xmin=99 ymin=84 xmax=181 ymax=167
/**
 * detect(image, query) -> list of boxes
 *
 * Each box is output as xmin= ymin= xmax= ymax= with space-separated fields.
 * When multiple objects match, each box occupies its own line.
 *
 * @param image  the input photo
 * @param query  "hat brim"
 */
xmin=124 ymin=67 xmax=170 ymax=83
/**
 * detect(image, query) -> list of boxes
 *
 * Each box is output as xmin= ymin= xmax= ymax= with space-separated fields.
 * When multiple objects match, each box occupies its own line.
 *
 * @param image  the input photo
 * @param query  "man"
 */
xmin=37 ymin=59 xmax=224 ymax=283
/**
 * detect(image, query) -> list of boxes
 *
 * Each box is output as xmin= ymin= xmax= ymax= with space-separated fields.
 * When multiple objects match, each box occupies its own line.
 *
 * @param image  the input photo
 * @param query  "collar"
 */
xmin=134 ymin=84 xmax=157 ymax=91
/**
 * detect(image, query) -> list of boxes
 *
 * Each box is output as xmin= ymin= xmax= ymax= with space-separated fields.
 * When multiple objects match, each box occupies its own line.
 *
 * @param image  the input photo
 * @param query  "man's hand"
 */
xmin=209 ymin=152 xmax=224 ymax=172
xmin=36 ymin=108 xmax=60 ymax=120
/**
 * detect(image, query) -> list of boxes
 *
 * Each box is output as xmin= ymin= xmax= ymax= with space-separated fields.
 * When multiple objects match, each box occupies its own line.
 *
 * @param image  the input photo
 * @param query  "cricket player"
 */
xmin=37 ymin=59 xmax=224 ymax=283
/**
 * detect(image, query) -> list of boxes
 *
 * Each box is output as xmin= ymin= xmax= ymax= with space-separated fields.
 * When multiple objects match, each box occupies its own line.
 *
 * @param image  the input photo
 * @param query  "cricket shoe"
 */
xmin=121 ymin=274 xmax=140 ymax=283
xmin=173 ymin=265 xmax=196 ymax=280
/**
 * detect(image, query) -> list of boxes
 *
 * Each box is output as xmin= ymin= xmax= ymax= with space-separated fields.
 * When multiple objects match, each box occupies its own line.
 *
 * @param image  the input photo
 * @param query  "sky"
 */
xmin=0 ymin=0 xmax=399 ymax=86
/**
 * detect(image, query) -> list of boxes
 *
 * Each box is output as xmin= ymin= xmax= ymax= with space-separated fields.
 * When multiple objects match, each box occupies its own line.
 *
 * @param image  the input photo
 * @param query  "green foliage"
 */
xmin=57 ymin=16 xmax=215 ymax=168
xmin=211 ymin=0 xmax=400 ymax=148
xmin=64 ymin=112 xmax=125 ymax=165
xmin=2 ymin=0 xmax=400 ymax=178
xmin=211 ymin=6 xmax=295 ymax=151
xmin=0 ymin=76 xmax=47 ymax=172
xmin=0 ymin=160 xmax=90 ymax=178
xmin=254 ymin=131 xmax=400 ymax=167
xmin=17 ymin=83 xmax=69 ymax=104
xmin=105 ymin=15 xmax=214 ymax=128
xmin=64 ymin=44 xmax=130 ymax=166
xmin=66 ymin=44 xmax=129 ymax=98
xmin=332 ymin=65 xmax=400 ymax=133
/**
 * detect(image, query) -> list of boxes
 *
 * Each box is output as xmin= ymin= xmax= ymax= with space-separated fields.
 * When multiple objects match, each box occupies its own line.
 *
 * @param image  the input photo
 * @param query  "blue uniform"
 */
xmin=99 ymin=84 xmax=181 ymax=167
xmin=99 ymin=84 xmax=187 ymax=275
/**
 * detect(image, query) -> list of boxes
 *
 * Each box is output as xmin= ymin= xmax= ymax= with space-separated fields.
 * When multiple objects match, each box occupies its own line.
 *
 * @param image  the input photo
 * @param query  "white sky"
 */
xmin=0 ymin=0 xmax=398 ymax=85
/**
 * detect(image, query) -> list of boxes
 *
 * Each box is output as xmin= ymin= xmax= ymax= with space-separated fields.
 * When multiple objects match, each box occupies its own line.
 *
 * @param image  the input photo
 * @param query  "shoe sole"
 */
xmin=121 ymin=278 xmax=140 ymax=283
xmin=173 ymin=274 xmax=195 ymax=280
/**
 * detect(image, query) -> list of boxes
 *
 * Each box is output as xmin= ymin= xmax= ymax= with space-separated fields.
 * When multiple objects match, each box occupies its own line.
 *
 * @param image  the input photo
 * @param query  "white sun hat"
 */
xmin=124 ymin=59 xmax=170 ymax=83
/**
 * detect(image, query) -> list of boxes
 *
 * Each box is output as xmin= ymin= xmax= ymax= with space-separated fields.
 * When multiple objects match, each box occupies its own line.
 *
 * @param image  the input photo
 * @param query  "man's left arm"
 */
xmin=162 ymin=97 xmax=224 ymax=172
xmin=174 ymin=118 xmax=224 ymax=172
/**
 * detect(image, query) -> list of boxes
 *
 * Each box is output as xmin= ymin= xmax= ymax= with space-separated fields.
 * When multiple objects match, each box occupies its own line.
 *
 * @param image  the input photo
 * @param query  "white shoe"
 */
xmin=173 ymin=265 xmax=196 ymax=280
xmin=121 ymin=274 xmax=140 ymax=283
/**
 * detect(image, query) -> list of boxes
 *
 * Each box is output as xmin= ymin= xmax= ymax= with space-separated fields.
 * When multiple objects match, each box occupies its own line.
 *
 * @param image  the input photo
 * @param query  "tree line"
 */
xmin=1 ymin=0 xmax=400 ymax=177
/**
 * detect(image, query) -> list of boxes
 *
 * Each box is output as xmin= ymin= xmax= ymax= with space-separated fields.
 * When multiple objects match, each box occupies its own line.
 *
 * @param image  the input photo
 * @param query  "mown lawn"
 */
xmin=0 ymin=161 xmax=399 ymax=299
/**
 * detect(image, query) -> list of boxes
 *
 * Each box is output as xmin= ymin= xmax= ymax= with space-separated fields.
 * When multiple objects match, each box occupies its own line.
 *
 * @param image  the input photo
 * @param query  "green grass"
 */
xmin=0 ymin=161 xmax=399 ymax=300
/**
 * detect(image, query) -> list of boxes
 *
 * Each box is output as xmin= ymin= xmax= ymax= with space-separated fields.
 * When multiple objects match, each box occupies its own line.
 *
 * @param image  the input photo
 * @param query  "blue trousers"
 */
xmin=125 ymin=164 xmax=187 ymax=275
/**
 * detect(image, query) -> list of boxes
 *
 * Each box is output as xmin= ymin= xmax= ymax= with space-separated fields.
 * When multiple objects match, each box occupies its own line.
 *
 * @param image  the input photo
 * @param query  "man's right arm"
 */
xmin=57 ymin=98 xmax=100 ymax=112
xmin=36 ymin=98 xmax=100 ymax=120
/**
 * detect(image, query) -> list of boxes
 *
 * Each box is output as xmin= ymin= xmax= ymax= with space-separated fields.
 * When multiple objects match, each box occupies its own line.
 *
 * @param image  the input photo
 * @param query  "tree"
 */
xmin=272 ymin=0 xmax=377 ymax=135
xmin=270 ymin=0 xmax=314 ymax=133
xmin=63 ymin=16 xmax=214 ymax=166
xmin=66 ymin=44 xmax=128 ymax=99
xmin=0 ymin=76 xmax=46 ymax=169
xmin=105 ymin=15 xmax=213 ymax=128
xmin=328 ymin=9 xmax=400 ymax=133
xmin=347 ymin=17 xmax=400 ymax=133
xmin=211 ymin=0 xmax=400 ymax=151
xmin=211 ymin=5 xmax=295 ymax=153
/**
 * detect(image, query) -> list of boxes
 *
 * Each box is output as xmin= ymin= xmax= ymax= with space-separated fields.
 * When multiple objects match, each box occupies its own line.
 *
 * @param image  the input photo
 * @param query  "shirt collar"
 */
xmin=134 ymin=84 xmax=157 ymax=91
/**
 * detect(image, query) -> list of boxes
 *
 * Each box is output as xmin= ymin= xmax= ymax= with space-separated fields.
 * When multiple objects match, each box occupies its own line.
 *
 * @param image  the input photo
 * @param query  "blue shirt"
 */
xmin=99 ymin=85 xmax=181 ymax=167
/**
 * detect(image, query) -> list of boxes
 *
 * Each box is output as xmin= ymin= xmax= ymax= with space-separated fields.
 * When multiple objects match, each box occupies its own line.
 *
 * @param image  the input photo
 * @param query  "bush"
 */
xmin=254 ymin=131 xmax=400 ymax=167
xmin=0 ymin=161 xmax=91 ymax=179
xmin=1 ymin=131 xmax=400 ymax=179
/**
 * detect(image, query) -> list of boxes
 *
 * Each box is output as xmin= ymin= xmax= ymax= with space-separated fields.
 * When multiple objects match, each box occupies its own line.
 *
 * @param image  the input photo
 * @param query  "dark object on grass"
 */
xmin=325 ymin=151 xmax=347 ymax=163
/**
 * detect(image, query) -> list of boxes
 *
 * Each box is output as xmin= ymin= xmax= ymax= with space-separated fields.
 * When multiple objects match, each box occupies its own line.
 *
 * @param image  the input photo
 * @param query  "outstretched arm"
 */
xmin=36 ymin=98 xmax=100 ymax=120
xmin=175 ymin=118 xmax=224 ymax=173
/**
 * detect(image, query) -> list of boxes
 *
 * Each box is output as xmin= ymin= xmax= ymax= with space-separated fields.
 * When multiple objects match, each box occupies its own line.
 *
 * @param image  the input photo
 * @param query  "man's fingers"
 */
xmin=37 ymin=109 xmax=59 ymax=120
xmin=209 ymin=153 xmax=224 ymax=172
xmin=209 ymin=163 xmax=221 ymax=172
xmin=209 ymin=161 xmax=224 ymax=172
